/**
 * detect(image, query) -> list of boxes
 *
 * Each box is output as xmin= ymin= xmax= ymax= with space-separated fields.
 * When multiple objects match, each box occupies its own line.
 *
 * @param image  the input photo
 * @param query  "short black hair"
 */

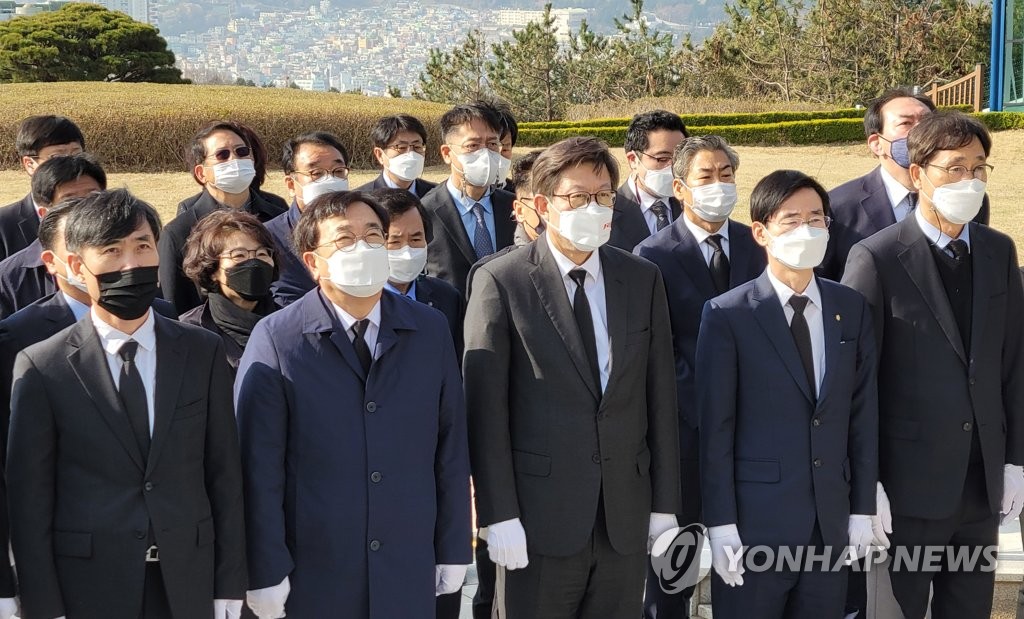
xmin=863 ymin=89 xmax=936 ymax=137
xmin=511 ymin=150 xmax=543 ymax=194
xmin=281 ymin=131 xmax=350 ymax=175
xmin=750 ymin=170 xmax=830 ymax=224
xmin=486 ymin=99 xmax=518 ymax=147
xmin=371 ymin=188 xmax=433 ymax=243
xmin=37 ymin=199 xmax=81 ymax=252
xmin=370 ymin=115 xmax=428 ymax=149
xmin=293 ymin=190 xmax=390 ymax=255
xmin=439 ymin=102 xmax=502 ymax=143
xmin=15 ymin=115 xmax=85 ymax=157
xmin=908 ymin=110 xmax=992 ymax=166
xmin=532 ymin=137 xmax=619 ymax=198
xmin=31 ymin=153 xmax=107 ymax=207
xmin=624 ymin=110 xmax=689 ymax=153
xmin=65 ymin=189 xmax=163 ymax=253
xmin=186 ymin=120 xmax=271 ymax=188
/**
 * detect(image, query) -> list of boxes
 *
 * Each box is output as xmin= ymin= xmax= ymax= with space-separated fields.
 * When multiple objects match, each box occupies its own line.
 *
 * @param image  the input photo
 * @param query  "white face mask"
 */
xmin=687 ymin=182 xmax=738 ymax=223
xmin=55 ymin=256 xmax=89 ymax=294
xmin=209 ymin=158 xmax=256 ymax=194
xmin=456 ymin=148 xmax=502 ymax=188
xmin=766 ymin=224 xmax=829 ymax=270
xmin=387 ymin=151 xmax=425 ymax=182
xmin=924 ymin=176 xmax=985 ymax=225
xmin=387 ymin=246 xmax=428 ymax=284
xmin=301 ymin=175 xmax=349 ymax=206
xmin=325 ymin=241 xmax=391 ymax=297
xmin=550 ymin=202 xmax=613 ymax=252
xmin=496 ymin=154 xmax=513 ymax=185
xmin=637 ymin=158 xmax=674 ymax=199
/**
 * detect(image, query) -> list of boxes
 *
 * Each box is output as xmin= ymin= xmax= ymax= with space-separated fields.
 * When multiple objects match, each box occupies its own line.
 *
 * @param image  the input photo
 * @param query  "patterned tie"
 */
xmin=706 ymin=234 xmax=731 ymax=295
xmin=948 ymin=239 xmax=969 ymax=264
xmin=117 ymin=340 xmax=150 ymax=461
xmin=472 ymin=203 xmax=495 ymax=259
xmin=649 ymin=200 xmax=671 ymax=231
xmin=788 ymin=295 xmax=816 ymax=399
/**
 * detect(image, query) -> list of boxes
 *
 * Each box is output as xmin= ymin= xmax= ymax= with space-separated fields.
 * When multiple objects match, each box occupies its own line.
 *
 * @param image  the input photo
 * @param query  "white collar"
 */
xmin=682 ymin=213 xmax=730 ymax=245
xmin=914 ymin=205 xmax=971 ymax=251
xmin=878 ymin=165 xmax=912 ymax=210
xmin=62 ymin=292 xmax=90 ymax=322
xmin=766 ymin=267 xmax=822 ymax=310
xmin=545 ymin=232 xmax=602 ymax=283
xmin=631 ymin=175 xmax=667 ymax=210
xmin=91 ymin=308 xmax=156 ymax=355
xmin=331 ymin=299 xmax=382 ymax=335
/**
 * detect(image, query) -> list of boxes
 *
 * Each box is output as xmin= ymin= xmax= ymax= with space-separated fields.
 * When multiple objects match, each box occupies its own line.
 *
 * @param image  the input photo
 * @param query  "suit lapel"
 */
xmin=374 ymin=291 xmax=416 ymax=363
xmin=817 ymin=282 xmax=842 ymax=406
xmin=493 ymin=191 xmax=516 ymax=250
xmin=727 ymin=221 xmax=763 ymax=286
xmin=896 ymin=221 xmax=967 ymax=364
xmin=861 ymin=168 xmax=898 ymax=232
xmin=430 ymin=184 xmax=478 ymax=265
xmin=304 ymin=290 xmax=368 ymax=381
xmin=66 ymin=320 xmax=146 ymax=471
xmin=147 ymin=315 xmax=186 ymax=475
xmin=670 ymin=222 xmax=718 ymax=299
xmin=751 ymin=273 xmax=815 ymax=404
xmin=968 ymin=225 xmax=994 ymax=359
xmin=602 ymin=248 xmax=627 ymax=394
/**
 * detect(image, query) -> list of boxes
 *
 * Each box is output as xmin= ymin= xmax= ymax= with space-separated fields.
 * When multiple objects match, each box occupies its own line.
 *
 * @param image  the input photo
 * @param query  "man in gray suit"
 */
xmin=464 ymin=136 xmax=680 ymax=618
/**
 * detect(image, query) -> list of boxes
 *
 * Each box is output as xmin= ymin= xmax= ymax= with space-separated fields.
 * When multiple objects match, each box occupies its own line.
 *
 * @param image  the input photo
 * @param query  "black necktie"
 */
xmin=472 ymin=203 xmax=495 ymax=259
xmin=117 ymin=341 xmax=150 ymax=461
xmin=948 ymin=239 xmax=969 ymax=264
xmin=650 ymin=200 xmax=671 ymax=231
xmin=907 ymin=192 xmax=918 ymax=210
xmin=569 ymin=269 xmax=602 ymax=392
xmin=788 ymin=295 xmax=816 ymax=399
xmin=706 ymin=234 xmax=731 ymax=294
xmin=351 ymin=319 xmax=373 ymax=376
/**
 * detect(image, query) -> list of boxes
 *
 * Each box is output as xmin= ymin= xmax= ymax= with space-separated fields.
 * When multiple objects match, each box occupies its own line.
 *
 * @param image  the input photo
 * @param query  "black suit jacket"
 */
xmin=412 ymin=274 xmax=464 ymax=358
xmin=842 ymin=218 xmax=1024 ymax=520
xmin=464 ymin=237 xmax=680 ymax=557
xmin=8 ymin=313 xmax=246 ymax=619
xmin=820 ymin=166 xmax=991 ymax=280
xmin=422 ymin=181 xmax=516 ymax=296
xmin=608 ymin=180 xmax=682 ymax=252
xmin=159 ymin=189 xmax=287 ymax=314
xmin=0 ymin=194 xmax=38 ymax=262
xmin=0 ymin=239 xmax=53 ymax=318
xmin=356 ymin=173 xmax=438 ymax=198
xmin=176 ymin=188 xmax=289 ymax=217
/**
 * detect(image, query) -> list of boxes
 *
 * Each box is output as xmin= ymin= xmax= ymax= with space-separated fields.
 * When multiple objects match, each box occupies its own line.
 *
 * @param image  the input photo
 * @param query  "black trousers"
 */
xmin=504 ymin=501 xmax=647 ymax=619
xmin=141 ymin=562 xmax=172 ymax=619
xmin=437 ymin=589 xmax=462 ymax=619
xmin=473 ymin=535 xmax=497 ymax=619
xmin=888 ymin=461 xmax=998 ymax=619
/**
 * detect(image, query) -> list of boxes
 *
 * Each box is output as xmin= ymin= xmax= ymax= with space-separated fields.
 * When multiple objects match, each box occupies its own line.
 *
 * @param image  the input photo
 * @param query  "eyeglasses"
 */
xmin=925 ymin=163 xmax=993 ymax=181
xmin=316 ymin=230 xmax=386 ymax=253
xmin=386 ymin=142 xmax=426 ymax=155
xmin=450 ymin=140 xmax=502 ymax=153
xmin=772 ymin=215 xmax=832 ymax=233
xmin=207 ymin=145 xmax=252 ymax=162
xmin=638 ymin=151 xmax=674 ymax=167
xmin=551 ymin=190 xmax=616 ymax=209
xmin=293 ymin=166 xmax=350 ymax=181
xmin=219 ymin=247 xmax=274 ymax=263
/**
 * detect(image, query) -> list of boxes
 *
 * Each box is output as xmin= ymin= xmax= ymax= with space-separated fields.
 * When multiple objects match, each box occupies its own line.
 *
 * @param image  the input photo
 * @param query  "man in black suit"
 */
xmin=464 ymin=136 xmax=680 ymax=617
xmin=0 ymin=154 xmax=106 ymax=318
xmin=422 ymin=102 xmax=517 ymax=296
xmin=633 ymin=135 xmax=767 ymax=619
xmin=820 ymin=89 xmax=989 ymax=282
xmin=842 ymin=111 xmax=1024 ymax=619
xmin=266 ymin=131 xmax=351 ymax=307
xmin=491 ymin=100 xmax=518 ymax=193
xmin=356 ymin=114 xmax=438 ymax=197
xmin=608 ymin=110 xmax=688 ymax=251
xmin=0 ymin=115 xmax=85 ymax=261
xmin=7 ymin=189 xmax=246 ymax=619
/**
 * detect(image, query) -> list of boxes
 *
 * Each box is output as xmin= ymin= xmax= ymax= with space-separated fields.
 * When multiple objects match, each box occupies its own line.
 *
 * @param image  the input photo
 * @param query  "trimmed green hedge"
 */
xmin=975 ymin=111 xmax=1024 ymax=131
xmin=519 ymin=109 xmax=866 ymax=131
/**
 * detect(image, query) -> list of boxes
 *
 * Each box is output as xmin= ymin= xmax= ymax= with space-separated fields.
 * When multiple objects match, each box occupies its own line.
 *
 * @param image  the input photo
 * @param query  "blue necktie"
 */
xmin=472 ymin=203 xmax=495 ymax=259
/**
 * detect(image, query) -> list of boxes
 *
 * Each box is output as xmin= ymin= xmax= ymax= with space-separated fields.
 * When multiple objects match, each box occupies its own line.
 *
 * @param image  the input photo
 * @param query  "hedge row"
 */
xmin=519 ymin=108 xmax=867 ymax=131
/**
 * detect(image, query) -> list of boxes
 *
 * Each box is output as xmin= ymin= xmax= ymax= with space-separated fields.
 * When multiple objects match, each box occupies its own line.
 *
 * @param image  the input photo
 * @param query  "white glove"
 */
xmin=246 ymin=576 xmax=290 ymax=619
xmin=648 ymin=512 xmax=678 ymax=553
xmin=485 ymin=517 xmax=529 ymax=570
xmin=214 ymin=599 xmax=243 ymax=619
xmin=435 ymin=564 xmax=469 ymax=596
xmin=0 ymin=598 xmax=16 ymax=619
xmin=872 ymin=482 xmax=893 ymax=549
xmin=847 ymin=514 xmax=875 ymax=562
xmin=708 ymin=524 xmax=745 ymax=587
xmin=1002 ymin=464 xmax=1024 ymax=525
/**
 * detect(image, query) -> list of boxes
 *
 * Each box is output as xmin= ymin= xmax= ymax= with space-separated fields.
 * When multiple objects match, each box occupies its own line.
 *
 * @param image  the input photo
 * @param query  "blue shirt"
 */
xmin=384 ymin=279 xmax=418 ymax=301
xmin=446 ymin=178 xmax=496 ymax=250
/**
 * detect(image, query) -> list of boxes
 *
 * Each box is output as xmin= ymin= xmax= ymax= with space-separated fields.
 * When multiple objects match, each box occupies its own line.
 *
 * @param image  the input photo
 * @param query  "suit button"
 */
xmin=969 ymin=379 xmax=976 ymax=386
xmin=144 ymin=482 xmax=154 ymax=491
xmin=592 ymin=453 xmax=601 ymax=464
xmin=370 ymin=471 xmax=382 ymax=483
xmin=369 ymin=540 xmax=381 ymax=551
xmin=963 ymin=422 xmax=973 ymax=431
xmin=366 ymin=402 xmax=377 ymax=413
xmin=812 ymin=418 xmax=821 ymax=427
xmin=813 ymin=458 xmax=823 ymax=468
xmin=134 ymin=530 xmax=146 ymax=540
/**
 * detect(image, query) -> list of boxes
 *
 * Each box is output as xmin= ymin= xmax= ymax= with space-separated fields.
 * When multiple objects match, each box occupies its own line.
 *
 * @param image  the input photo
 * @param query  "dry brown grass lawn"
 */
xmin=1 ymin=131 xmax=1022 ymax=245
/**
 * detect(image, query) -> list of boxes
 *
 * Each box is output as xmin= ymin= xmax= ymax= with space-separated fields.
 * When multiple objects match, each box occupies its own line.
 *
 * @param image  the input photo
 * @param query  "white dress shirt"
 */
xmin=382 ymin=170 xmax=419 ymax=196
xmin=631 ymin=176 xmax=670 ymax=236
xmin=63 ymin=291 xmax=90 ymax=321
xmin=879 ymin=166 xmax=916 ymax=223
xmin=914 ymin=205 xmax=971 ymax=256
xmin=332 ymin=299 xmax=383 ymax=360
xmin=766 ymin=269 xmax=825 ymax=393
xmin=545 ymin=233 xmax=611 ymax=391
xmin=92 ymin=308 xmax=157 ymax=434
xmin=682 ymin=214 xmax=731 ymax=266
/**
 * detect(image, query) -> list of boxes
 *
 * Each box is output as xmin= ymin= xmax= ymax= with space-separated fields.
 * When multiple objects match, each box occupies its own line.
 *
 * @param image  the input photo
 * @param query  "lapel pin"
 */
xmin=835 ymin=314 xmax=841 ymax=321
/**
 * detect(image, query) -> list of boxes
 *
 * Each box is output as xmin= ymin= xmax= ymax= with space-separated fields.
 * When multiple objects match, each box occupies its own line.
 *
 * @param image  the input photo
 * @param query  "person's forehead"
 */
xmin=296 ymin=142 xmax=345 ymax=166
xmin=646 ymin=129 xmax=686 ymax=153
xmin=389 ymin=208 xmax=425 ymax=233
xmin=222 ymin=229 xmax=261 ymax=248
xmin=54 ymin=175 xmax=102 ymax=197
xmin=453 ymin=119 xmax=498 ymax=140
xmin=555 ymin=163 xmax=612 ymax=191
xmin=93 ymin=219 xmax=154 ymax=246
xmin=204 ymin=130 xmax=245 ymax=148
xmin=881 ymin=97 xmax=930 ymax=121
xmin=777 ymin=187 xmax=823 ymax=214
xmin=688 ymin=149 xmax=732 ymax=170
xmin=319 ymin=205 xmax=382 ymax=232
xmin=391 ymin=130 xmax=423 ymax=144
xmin=39 ymin=142 xmax=83 ymax=154
xmin=928 ymin=138 xmax=987 ymax=163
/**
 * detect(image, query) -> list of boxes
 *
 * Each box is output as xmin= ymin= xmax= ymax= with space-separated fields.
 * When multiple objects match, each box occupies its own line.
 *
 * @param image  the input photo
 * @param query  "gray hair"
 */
xmin=671 ymin=135 xmax=740 ymax=180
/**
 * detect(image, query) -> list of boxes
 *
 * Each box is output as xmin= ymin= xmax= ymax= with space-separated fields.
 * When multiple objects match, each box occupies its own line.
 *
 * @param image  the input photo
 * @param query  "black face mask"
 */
xmin=224 ymin=259 xmax=275 ymax=301
xmin=94 ymin=266 xmax=160 ymax=321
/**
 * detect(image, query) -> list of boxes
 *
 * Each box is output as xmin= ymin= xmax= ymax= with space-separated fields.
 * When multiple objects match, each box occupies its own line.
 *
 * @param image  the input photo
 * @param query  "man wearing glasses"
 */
xmin=421 ymin=102 xmax=517 ymax=296
xmin=609 ymin=110 xmax=689 ymax=251
xmin=843 ymin=111 xmax=1024 ymax=619
xmin=464 ymin=136 xmax=680 ymax=617
xmin=698 ymin=169 xmax=879 ymax=619
xmin=358 ymin=114 xmax=437 ymax=198
xmin=236 ymin=190 xmax=471 ymax=618
xmin=267 ymin=131 xmax=351 ymax=306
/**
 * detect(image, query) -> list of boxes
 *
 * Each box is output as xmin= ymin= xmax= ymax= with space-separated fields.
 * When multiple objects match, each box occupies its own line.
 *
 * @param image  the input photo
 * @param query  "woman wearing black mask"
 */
xmin=181 ymin=210 xmax=279 ymax=374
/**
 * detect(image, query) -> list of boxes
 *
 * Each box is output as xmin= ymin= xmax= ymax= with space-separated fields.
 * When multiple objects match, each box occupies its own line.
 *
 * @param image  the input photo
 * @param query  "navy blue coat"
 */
xmin=0 ymin=194 xmax=38 ymax=262
xmin=697 ymin=272 xmax=878 ymax=549
xmin=0 ymin=239 xmax=53 ymax=318
xmin=608 ymin=180 xmax=682 ymax=252
xmin=265 ymin=203 xmax=315 ymax=307
xmin=235 ymin=288 xmax=471 ymax=618
xmin=355 ymin=173 xmax=438 ymax=198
